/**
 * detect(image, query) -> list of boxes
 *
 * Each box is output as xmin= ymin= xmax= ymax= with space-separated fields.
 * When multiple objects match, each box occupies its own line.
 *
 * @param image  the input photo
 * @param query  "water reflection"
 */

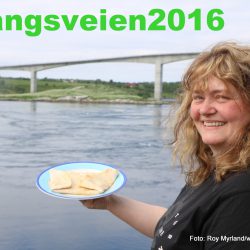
xmin=153 ymin=105 xmax=162 ymax=127
xmin=30 ymin=101 xmax=37 ymax=112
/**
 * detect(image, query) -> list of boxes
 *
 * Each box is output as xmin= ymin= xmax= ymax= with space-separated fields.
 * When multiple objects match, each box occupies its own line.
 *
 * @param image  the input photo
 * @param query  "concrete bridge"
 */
xmin=0 ymin=52 xmax=198 ymax=100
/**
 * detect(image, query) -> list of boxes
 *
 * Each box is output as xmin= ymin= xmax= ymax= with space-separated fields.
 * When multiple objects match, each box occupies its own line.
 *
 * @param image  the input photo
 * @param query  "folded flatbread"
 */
xmin=48 ymin=169 xmax=72 ymax=190
xmin=52 ymin=171 xmax=100 ymax=195
xmin=79 ymin=168 xmax=119 ymax=192
xmin=48 ymin=168 xmax=119 ymax=196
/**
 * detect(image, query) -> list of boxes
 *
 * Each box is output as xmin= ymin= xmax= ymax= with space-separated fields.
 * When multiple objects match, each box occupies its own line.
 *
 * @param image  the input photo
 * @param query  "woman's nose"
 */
xmin=199 ymin=99 xmax=216 ymax=115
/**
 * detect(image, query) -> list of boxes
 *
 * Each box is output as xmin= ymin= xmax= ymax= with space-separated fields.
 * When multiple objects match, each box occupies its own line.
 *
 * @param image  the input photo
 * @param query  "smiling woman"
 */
xmin=82 ymin=42 xmax=250 ymax=250
xmin=174 ymin=42 xmax=250 ymax=186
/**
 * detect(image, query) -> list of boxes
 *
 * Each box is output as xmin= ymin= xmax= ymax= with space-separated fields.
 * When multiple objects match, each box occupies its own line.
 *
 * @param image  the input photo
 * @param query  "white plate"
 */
xmin=36 ymin=162 xmax=126 ymax=200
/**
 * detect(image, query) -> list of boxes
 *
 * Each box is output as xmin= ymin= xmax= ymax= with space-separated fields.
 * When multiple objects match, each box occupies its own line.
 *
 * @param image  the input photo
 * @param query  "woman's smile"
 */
xmin=202 ymin=121 xmax=226 ymax=127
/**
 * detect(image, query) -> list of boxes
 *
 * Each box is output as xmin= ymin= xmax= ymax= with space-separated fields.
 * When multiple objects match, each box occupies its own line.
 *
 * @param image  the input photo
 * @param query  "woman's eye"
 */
xmin=192 ymin=95 xmax=204 ymax=100
xmin=216 ymin=95 xmax=230 ymax=100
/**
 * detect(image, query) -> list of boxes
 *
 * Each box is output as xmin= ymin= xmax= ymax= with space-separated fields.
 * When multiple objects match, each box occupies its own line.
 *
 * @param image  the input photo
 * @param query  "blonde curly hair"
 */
xmin=173 ymin=42 xmax=250 ymax=186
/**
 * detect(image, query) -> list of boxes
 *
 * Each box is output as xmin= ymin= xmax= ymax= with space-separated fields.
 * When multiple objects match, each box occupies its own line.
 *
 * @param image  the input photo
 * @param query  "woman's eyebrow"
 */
xmin=192 ymin=89 xmax=227 ymax=95
xmin=210 ymin=89 xmax=226 ymax=95
xmin=192 ymin=90 xmax=203 ymax=95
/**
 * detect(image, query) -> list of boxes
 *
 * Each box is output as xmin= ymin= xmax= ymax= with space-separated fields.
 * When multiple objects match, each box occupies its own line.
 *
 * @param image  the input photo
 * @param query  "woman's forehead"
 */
xmin=191 ymin=77 xmax=231 ymax=93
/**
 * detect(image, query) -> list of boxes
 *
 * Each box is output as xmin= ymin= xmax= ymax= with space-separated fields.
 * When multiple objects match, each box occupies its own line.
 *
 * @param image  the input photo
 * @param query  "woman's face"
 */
xmin=190 ymin=76 xmax=250 ymax=155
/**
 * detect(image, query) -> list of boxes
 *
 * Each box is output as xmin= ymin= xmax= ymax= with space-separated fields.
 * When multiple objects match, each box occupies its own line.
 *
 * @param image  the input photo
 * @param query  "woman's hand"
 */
xmin=80 ymin=196 xmax=111 ymax=210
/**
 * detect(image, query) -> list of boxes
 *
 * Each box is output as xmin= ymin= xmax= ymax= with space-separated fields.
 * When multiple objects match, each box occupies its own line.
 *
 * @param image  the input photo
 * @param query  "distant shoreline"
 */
xmin=0 ymin=97 xmax=174 ymax=105
xmin=0 ymin=77 xmax=179 ymax=104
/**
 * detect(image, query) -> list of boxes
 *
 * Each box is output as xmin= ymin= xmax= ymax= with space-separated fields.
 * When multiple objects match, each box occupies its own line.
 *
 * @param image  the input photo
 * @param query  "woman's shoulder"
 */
xmin=218 ymin=168 xmax=250 ymax=196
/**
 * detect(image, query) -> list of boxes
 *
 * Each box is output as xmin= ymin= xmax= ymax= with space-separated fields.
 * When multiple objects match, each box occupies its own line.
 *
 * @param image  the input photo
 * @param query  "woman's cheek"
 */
xmin=189 ymin=105 xmax=199 ymax=121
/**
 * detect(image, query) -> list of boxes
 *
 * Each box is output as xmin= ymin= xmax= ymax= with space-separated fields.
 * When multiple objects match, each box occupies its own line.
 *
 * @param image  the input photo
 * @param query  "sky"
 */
xmin=0 ymin=0 xmax=250 ymax=83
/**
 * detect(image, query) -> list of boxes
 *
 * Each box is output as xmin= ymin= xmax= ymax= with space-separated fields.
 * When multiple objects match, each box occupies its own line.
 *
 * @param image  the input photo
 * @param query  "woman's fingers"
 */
xmin=80 ymin=197 xmax=109 ymax=210
xmin=80 ymin=199 xmax=95 ymax=209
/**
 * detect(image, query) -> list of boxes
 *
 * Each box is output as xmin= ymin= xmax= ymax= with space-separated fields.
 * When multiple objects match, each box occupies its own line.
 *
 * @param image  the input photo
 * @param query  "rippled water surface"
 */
xmin=0 ymin=101 xmax=184 ymax=250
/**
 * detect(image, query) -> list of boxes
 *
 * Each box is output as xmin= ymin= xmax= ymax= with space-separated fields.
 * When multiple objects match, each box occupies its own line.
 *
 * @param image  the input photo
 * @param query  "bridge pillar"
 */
xmin=30 ymin=70 xmax=37 ymax=93
xmin=154 ymin=61 xmax=163 ymax=101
